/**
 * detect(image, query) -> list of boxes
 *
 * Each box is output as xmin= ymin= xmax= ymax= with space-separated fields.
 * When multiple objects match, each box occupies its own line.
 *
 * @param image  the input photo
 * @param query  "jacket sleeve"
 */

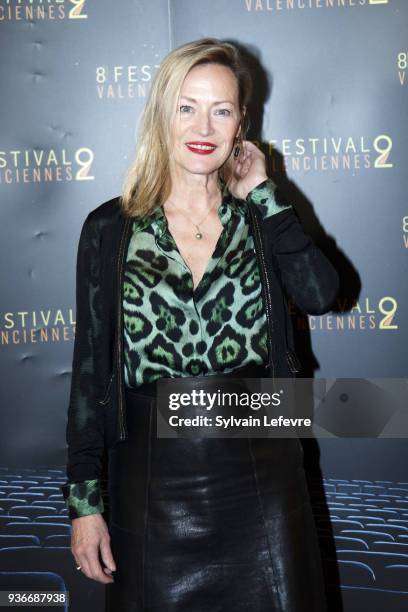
xmin=246 ymin=179 xmax=339 ymax=315
xmin=60 ymin=212 xmax=106 ymax=519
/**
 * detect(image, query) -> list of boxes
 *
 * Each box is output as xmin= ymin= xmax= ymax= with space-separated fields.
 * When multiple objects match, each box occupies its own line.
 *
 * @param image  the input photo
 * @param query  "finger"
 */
xmin=75 ymin=554 xmax=92 ymax=580
xmin=244 ymin=141 xmax=263 ymax=157
xmin=86 ymin=548 xmax=113 ymax=583
xmin=100 ymin=538 xmax=116 ymax=573
xmin=242 ymin=140 xmax=256 ymax=151
xmin=235 ymin=160 xmax=244 ymax=173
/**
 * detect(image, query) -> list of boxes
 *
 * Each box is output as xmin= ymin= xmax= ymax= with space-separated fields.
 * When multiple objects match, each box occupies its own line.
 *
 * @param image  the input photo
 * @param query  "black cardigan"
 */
xmin=61 ymin=191 xmax=339 ymax=489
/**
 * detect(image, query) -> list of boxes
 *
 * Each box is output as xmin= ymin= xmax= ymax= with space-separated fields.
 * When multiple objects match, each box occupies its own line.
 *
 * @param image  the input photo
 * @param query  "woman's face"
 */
xmin=168 ymin=63 xmax=242 ymax=180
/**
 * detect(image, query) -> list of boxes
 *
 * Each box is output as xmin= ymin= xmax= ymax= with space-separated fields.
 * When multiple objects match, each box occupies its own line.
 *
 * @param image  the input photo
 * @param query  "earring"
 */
xmin=233 ymin=144 xmax=240 ymax=159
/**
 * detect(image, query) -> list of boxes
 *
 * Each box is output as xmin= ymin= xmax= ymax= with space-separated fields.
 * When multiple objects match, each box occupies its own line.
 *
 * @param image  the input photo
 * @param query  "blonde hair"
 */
xmin=119 ymin=38 xmax=253 ymax=218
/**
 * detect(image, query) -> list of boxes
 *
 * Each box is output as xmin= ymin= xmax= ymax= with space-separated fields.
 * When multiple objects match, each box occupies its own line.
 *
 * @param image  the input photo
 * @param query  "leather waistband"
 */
xmin=125 ymin=362 xmax=269 ymax=399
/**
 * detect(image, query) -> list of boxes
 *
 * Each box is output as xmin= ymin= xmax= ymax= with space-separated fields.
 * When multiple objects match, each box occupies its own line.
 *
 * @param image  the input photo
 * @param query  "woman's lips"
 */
xmin=185 ymin=142 xmax=217 ymax=155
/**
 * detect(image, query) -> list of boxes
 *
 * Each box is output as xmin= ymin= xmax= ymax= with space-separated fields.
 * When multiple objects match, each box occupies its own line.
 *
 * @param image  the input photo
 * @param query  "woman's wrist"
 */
xmin=245 ymin=176 xmax=270 ymax=198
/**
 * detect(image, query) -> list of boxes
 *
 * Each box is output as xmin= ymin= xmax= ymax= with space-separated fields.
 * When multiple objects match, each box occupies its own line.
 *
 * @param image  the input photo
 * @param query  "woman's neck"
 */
xmin=165 ymin=172 xmax=222 ymax=215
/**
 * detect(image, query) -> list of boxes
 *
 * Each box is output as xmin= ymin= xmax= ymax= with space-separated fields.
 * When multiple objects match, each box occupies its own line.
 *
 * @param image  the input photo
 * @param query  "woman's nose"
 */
xmin=193 ymin=112 xmax=213 ymax=136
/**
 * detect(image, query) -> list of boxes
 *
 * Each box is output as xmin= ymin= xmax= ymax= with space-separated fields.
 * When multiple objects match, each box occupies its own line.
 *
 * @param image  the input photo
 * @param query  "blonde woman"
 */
xmin=62 ymin=38 xmax=338 ymax=611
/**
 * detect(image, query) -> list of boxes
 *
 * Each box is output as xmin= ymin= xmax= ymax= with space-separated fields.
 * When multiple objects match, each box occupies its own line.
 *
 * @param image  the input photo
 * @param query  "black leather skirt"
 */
xmin=105 ymin=364 xmax=327 ymax=611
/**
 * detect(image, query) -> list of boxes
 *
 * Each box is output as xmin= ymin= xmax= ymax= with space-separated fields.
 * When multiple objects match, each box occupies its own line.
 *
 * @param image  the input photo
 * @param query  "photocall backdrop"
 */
xmin=0 ymin=1 xmax=407 ymax=610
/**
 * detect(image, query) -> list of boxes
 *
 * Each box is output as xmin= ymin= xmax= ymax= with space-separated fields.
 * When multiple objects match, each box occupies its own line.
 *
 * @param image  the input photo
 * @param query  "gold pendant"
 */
xmin=195 ymin=232 xmax=202 ymax=239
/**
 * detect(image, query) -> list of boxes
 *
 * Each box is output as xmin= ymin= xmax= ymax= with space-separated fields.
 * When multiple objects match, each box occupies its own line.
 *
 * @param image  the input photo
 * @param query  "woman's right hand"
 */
xmin=71 ymin=513 xmax=116 ymax=584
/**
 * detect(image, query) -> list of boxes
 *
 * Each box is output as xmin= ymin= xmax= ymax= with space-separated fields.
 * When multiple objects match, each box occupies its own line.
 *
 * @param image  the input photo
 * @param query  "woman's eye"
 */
xmin=179 ymin=106 xmax=232 ymax=116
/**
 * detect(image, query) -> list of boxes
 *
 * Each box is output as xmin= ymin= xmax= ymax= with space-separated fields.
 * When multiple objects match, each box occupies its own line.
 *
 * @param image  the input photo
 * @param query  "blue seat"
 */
xmin=0 ymin=535 xmax=40 ymax=548
xmin=35 ymin=516 xmax=69 ymax=524
xmin=4 ymin=523 xmax=70 ymax=544
xmin=9 ymin=506 xmax=58 ymax=519
xmin=0 ymin=516 xmax=30 ymax=528
xmin=336 ymin=550 xmax=408 ymax=587
xmin=341 ymin=529 xmax=394 ymax=546
xmin=44 ymin=535 xmax=71 ymax=547
xmin=382 ymin=564 xmax=408 ymax=592
xmin=336 ymin=559 xmax=375 ymax=587
xmin=0 ymin=499 xmax=26 ymax=512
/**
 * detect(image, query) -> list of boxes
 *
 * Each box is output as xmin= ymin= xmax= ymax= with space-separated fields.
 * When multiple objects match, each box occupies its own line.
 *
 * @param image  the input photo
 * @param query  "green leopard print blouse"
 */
xmin=63 ymin=178 xmax=292 ymax=519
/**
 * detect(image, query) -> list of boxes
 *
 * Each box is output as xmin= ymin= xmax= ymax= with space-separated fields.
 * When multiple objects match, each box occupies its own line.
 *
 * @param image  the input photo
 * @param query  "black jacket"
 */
xmin=63 ymin=192 xmax=339 ymax=485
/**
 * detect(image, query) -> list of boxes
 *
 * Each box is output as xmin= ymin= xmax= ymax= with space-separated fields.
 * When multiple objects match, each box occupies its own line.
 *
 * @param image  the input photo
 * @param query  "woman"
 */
xmin=61 ymin=38 xmax=339 ymax=611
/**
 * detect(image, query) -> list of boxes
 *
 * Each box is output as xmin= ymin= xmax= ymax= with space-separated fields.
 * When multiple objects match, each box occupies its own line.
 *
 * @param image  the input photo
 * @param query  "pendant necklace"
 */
xmin=166 ymin=195 xmax=220 ymax=240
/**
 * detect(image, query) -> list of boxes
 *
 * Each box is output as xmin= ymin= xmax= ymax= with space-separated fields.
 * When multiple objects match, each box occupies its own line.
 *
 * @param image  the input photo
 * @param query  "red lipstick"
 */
xmin=185 ymin=141 xmax=217 ymax=155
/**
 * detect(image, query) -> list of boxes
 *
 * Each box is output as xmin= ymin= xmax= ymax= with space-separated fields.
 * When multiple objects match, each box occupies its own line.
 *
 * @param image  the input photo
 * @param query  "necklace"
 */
xmin=166 ymin=194 xmax=221 ymax=240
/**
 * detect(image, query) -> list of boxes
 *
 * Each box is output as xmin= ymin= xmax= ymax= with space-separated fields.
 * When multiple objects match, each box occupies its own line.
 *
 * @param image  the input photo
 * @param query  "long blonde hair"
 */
xmin=119 ymin=38 xmax=253 ymax=218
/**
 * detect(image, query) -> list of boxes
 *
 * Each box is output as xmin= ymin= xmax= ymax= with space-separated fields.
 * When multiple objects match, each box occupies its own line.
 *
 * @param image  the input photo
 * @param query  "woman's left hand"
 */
xmin=227 ymin=140 xmax=269 ymax=200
